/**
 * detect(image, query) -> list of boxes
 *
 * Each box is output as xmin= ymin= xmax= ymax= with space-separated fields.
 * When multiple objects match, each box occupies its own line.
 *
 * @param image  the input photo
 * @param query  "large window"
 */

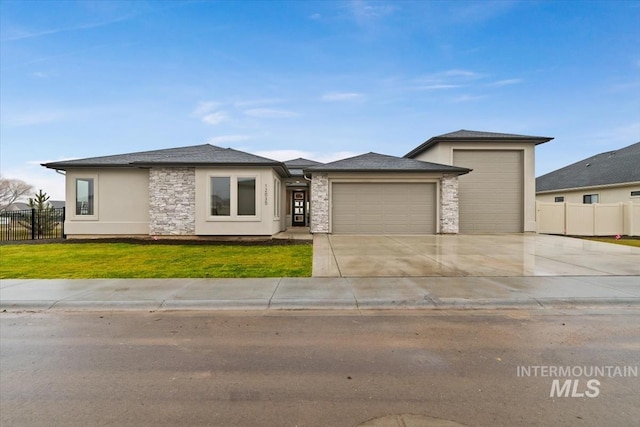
xmin=274 ymin=179 xmax=281 ymax=219
xmin=76 ymin=178 xmax=94 ymax=215
xmin=237 ymin=178 xmax=256 ymax=216
xmin=210 ymin=176 xmax=257 ymax=217
xmin=211 ymin=177 xmax=231 ymax=216
xmin=583 ymin=194 xmax=599 ymax=204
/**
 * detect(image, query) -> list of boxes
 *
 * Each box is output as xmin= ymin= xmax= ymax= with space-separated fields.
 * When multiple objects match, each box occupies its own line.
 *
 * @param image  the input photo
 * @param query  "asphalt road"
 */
xmin=1 ymin=309 xmax=638 ymax=427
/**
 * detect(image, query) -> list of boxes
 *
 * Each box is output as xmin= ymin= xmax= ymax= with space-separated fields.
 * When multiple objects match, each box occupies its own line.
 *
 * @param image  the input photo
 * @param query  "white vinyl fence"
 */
xmin=536 ymin=201 xmax=640 ymax=236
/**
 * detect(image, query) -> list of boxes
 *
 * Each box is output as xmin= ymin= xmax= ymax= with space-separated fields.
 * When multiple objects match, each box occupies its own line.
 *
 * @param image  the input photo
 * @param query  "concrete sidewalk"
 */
xmin=1 ymin=276 xmax=639 ymax=311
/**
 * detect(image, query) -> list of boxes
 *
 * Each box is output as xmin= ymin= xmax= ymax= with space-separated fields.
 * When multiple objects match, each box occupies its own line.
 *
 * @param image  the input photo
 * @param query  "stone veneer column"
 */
xmin=149 ymin=167 xmax=196 ymax=235
xmin=440 ymin=174 xmax=459 ymax=234
xmin=310 ymin=172 xmax=329 ymax=233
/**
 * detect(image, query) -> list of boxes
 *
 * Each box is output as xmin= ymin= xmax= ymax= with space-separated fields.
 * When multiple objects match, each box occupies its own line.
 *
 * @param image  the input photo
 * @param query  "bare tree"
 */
xmin=0 ymin=175 xmax=34 ymax=211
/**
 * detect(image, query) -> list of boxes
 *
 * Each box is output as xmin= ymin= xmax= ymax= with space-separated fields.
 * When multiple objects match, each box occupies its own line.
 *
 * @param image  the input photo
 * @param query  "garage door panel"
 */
xmin=332 ymin=183 xmax=436 ymax=234
xmin=454 ymin=150 xmax=524 ymax=233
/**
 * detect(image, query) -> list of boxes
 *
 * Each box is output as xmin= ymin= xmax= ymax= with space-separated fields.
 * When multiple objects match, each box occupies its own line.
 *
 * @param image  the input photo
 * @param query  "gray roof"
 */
xmin=42 ymin=144 xmax=290 ymax=177
xmin=284 ymin=158 xmax=323 ymax=177
xmin=405 ymin=129 xmax=553 ymax=158
xmin=284 ymin=158 xmax=323 ymax=168
xmin=305 ymin=152 xmax=471 ymax=174
xmin=536 ymin=141 xmax=640 ymax=192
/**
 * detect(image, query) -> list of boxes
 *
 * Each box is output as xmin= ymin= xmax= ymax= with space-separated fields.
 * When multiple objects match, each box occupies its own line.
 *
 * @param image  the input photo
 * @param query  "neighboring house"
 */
xmin=5 ymin=201 xmax=65 ymax=211
xmin=404 ymin=130 xmax=553 ymax=233
xmin=42 ymin=129 xmax=552 ymax=238
xmin=536 ymin=141 xmax=640 ymax=204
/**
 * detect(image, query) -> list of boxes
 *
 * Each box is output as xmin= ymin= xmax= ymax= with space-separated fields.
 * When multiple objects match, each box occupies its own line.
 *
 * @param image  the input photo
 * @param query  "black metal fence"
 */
xmin=0 ymin=207 xmax=65 ymax=241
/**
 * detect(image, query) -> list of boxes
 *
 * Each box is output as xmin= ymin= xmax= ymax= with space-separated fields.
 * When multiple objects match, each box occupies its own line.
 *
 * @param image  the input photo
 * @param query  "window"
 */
xmin=209 ymin=176 xmax=257 ymax=218
xmin=631 ymin=191 xmax=640 ymax=197
xmin=237 ymin=178 xmax=256 ymax=216
xmin=211 ymin=177 xmax=230 ymax=216
xmin=274 ymin=179 xmax=281 ymax=218
xmin=583 ymin=194 xmax=599 ymax=204
xmin=76 ymin=178 xmax=94 ymax=215
xmin=554 ymin=196 xmax=564 ymax=203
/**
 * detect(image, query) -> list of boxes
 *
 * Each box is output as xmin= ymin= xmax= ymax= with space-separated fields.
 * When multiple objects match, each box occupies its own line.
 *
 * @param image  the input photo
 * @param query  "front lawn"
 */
xmin=0 ymin=242 xmax=312 ymax=279
xmin=582 ymin=237 xmax=640 ymax=248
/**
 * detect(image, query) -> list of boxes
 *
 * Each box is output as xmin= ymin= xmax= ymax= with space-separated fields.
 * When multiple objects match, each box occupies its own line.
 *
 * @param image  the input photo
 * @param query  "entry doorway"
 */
xmin=292 ymin=190 xmax=307 ymax=226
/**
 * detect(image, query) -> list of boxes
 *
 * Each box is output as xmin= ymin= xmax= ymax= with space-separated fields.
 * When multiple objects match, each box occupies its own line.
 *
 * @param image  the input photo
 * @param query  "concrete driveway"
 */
xmin=312 ymin=234 xmax=640 ymax=277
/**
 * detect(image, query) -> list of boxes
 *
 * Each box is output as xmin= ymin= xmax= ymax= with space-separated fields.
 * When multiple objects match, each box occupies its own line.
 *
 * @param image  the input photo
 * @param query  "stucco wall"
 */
xmin=64 ymin=168 xmax=150 ymax=236
xmin=149 ymin=167 xmax=196 ymax=235
xmin=194 ymin=167 xmax=284 ymax=235
xmin=536 ymin=183 xmax=640 ymax=204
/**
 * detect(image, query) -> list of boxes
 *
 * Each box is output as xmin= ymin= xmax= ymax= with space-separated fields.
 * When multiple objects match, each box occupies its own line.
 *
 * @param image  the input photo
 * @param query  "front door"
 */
xmin=292 ymin=190 xmax=306 ymax=226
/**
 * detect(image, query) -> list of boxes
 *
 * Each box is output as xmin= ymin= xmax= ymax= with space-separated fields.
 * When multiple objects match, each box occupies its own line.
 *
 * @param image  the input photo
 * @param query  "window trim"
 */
xmin=72 ymin=176 xmax=98 ymax=220
xmin=583 ymin=193 xmax=599 ymax=204
xmin=631 ymin=190 xmax=640 ymax=198
xmin=207 ymin=174 xmax=260 ymax=221
xmin=274 ymin=179 xmax=281 ymax=220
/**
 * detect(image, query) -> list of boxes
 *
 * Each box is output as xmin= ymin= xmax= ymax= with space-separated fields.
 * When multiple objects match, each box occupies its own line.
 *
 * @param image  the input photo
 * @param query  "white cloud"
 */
xmin=321 ymin=92 xmax=363 ymax=101
xmin=2 ymin=111 xmax=66 ymax=127
xmin=310 ymin=13 xmax=322 ymax=21
xmin=243 ymin=108 xmax=299 ymax=119
xmin=191 ymin=101 xmax=228 ymax=125
xmin=489 ymin=78 xmax=523 ymax=86
xmin=450 ymin=94 xmax=486 ymax=103
xmin=206 ymin=134 xmax=251 ymax=144
xmin=201 ymin=111 xmax=228 ymax=125
xmin=349 ymin=0 xmax=397 ymax=25
xmin=441 ymin=69 xmax=481 ymax=78
xmin=192 ymin=101 xmax=221 ymax=116
xmin=233 ymin=98 xmax=285 ymax=107
xmin=410 ymin=69 xmax=483 ymax=91
xmin=2 ymin=15 xmax=136 ymax=42
xmin=30 ymin=71 xmax=48 ymax=79
xmin=414 ymin=84 xmax=461 ymax=91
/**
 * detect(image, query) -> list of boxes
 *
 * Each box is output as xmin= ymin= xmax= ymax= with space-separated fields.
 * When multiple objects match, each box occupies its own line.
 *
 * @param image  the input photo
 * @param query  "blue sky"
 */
xmin=1 ymin=0 xmax=639 ymax=200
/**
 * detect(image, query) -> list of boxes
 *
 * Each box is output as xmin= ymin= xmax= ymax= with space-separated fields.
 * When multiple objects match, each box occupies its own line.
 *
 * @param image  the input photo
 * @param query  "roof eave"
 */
xmin=536 ymin=180 xmax=640 ymax=194
xmin=305 ymin=168 xmax=471 ymax=175
xmin=405 ymin=136 xmax=554 ymax=158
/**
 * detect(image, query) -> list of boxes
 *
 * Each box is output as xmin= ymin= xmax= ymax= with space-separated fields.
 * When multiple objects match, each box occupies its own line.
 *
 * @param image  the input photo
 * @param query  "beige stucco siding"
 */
xmin=536 ymin=183 xmax=640 ymax=204
xmin=412 ymin=142 xmax=537 ymax=232
xmin=194 ymin=167 xmax=285 ymax=235
xmin=64 ymin=168 xmax=150 ymax=235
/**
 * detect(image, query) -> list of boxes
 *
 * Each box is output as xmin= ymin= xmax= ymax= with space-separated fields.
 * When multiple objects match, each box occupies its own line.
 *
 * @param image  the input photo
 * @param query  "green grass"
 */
xmin=0 ymin=242 xmax=312 ymax=279
xmin=582 ymin=237 xmax=640 ymax=248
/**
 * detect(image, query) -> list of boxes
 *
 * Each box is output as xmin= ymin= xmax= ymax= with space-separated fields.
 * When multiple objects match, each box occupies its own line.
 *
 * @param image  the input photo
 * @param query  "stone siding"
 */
xmin=149 ymin=167 xmax=196 ymax=235
xmin=440 ymin=174 xmax=459 ymax=234
xmin=310 ymin=173 xmax=329 ymax=233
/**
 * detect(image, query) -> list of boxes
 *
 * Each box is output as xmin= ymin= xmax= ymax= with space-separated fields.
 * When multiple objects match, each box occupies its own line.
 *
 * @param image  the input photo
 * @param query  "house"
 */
xmin=536 ymin=141 xmax=640 ymax=204
xmin=5 ymin=201 xmax=65 ymax=211
xmin=42 ymin=129 xmax=552 ymax=238
xmin=404 ymin=130 xmax=553 ymax=233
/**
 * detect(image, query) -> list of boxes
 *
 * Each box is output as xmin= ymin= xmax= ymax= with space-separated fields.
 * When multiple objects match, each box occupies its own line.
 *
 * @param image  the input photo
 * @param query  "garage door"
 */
xmin=332 ymin=183 xmax=436 ymax=234
xmin=453 ymin=150 xmax=523 ymax=233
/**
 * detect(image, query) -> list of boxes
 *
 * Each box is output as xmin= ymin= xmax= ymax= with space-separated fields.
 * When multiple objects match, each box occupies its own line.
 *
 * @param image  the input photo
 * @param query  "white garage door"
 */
xmin=332 ymin=183 xmax=436 ymax=234
xmin=453 ymin=150 xmax=524 ymax=233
